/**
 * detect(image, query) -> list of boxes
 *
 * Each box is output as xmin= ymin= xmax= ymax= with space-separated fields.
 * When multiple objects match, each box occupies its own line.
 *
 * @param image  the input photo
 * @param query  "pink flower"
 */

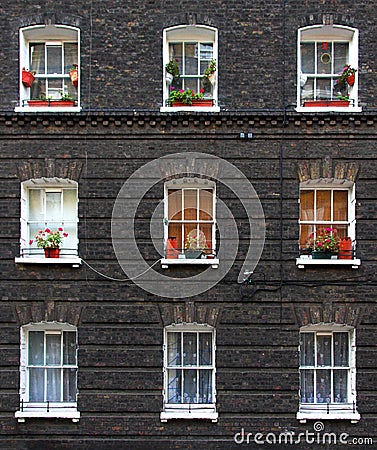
xmin=317 ymin=242 xmax=323 ymax=247
xmin=179 ymin=89 xmax=184 ymax=93
xmin=58 ymin=227 xmax=63 ymax=232
xmin=45 ymin=228 xmax=51 ymax=233
xmin=29 ymin=240 xmax=33 ymax=245
xmin=200 ymin=88 xmax=205 ymax=93
xmin=63 ymin=232 xmax=68 ymax=238
xmin=325 ymin=227 xmax=333 ymax=232
xmin=170 ymin=86 xmax=174 ymax=91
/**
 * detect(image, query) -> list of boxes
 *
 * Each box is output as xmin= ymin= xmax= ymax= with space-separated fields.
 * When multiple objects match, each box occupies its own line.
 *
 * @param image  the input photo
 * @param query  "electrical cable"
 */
xmin=80 ymin=257 xmax=161 ymax=282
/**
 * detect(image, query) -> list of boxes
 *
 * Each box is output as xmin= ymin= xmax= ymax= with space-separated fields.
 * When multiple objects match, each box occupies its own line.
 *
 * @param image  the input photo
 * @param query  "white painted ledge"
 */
xmin=15 ymin=256 xmax=81 ymax=267
xmin=296 ymin=256 xmax=361 ymax=269
xmin=161 ymin=258 xmax=219 ymax=269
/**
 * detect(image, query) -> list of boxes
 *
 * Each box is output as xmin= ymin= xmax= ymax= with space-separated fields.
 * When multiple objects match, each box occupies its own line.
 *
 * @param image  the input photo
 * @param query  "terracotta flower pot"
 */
xmin=346 ymin=74 xmax=355 ymax=86
xmin=338 ymin=237 xmax=353 ymax=259
xmin=69 ymin=68 xmax=78 ymax=87
xmin=44 ymin=248 xmax=60 ymax=258
xmin=171 ymin=99 xmax=214 ymax=107
xmin=22 ymin=69 xmax=35 ymax=88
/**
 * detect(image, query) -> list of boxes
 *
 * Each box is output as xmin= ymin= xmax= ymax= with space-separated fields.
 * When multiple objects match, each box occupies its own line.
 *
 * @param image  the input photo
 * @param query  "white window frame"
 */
xmin=161 ymin=25 xmax=219 ymax=112
xmin=297 ymin=324 xmax=360 ymax=423
xmin=16 ymin=25 xmax=81 ymax=112
xmin=160 ymin=178 xmax=219 ymax=268
xmin=160 ymin=323 xmax=218 ymax=422
xmin=15 ymin=178 xmax=81 ymax=266
xmin=15 ymin=322 xmax=80 ymax=423
xmin=296 ymin=25 xmax=361 ymax=112
xmin=296 ymin=179 xmax=361 ymax=268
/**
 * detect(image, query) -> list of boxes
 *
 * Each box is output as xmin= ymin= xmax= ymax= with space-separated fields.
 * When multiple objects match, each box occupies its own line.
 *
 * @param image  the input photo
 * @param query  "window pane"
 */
xmin=168 ymin=189 xmax=182 ymax=221
xmin=29 ymin=189 xmax=44 ymax=222
xmin=334 ymin=43 xmax=349 ymax=74
xmin=46 ymin=334 xmax=61 ymax=366
xmin=199 ymin=333 xmax=212 ymax=365
xmin=316 ymin=191 xmax=331 ymax=221
xmin=30 ymin=78 xmax=46 ymax=100
xmin=334 ymin=333 xmax=349 ymax=367
xmin=29 ymin=331 xmax=44 ymax=365
xmin=169 ymin=43 xmax=183 ymax=75
xmin=183 ymin=369 xmax=197 ymax=402
xmin=62 ymin=189 xmax=77 ymax=221
xmin=64 ymin=43 xmax=78 ymax=73
xmin=30 ymin=43 xmax=45 ymax=74
xmin=45 ymin=192 xmax=62 ymax=222
xmin=316 ymin=78 xmax=332 ymax=100
xmin=183 ymin=333 xmax=197 ymax=366
xmin=301 ymin=43 xmax=314 ymax=73
xmin=300 ymin=190 xmax=314 ymax=221
xmin=168 ymin=224 xmax=183 ymax=251
xmin=167 ymin=369 xmax=182 ymax=403
xmin=300 ymin=369 xmax=314 ymax=403
xmin=167 ymin=332 xmax=181 ymax=366
xmin=63 ymin=368 xmax=77 ymax=402
xmin=46 ymin=368 xmax=61 ymax=402
xmin=184 ymin=43 xmax=198 ymax=76
xmin=317 ymin=43 xmax=332 ymax=74
xmin=47 ymin=45 xmax=62 ymax=74
xmin=47 ymin=78 xmax=64 ymax=99
xmin=301 ymin=78 xmax=314 ymax=101
xmin=316 ymin=369 xmax=331 ymax=403
xmin=333 ymin=190 xmax=348 ymax=221
xmin=199 ymin=189 xmax=213 ymax=220
xmin=300 ymin=332 xmax=314 ymax=366
xmin=183 ymin=189 xmax=197 ymax=221
xmin=199 ymin=369 xmax=212 ymax=403
xmin=316 ymin=334 xmax=331 ymax=366
xmin=63 ymin=332 xmax=76 ymax=365
xmin=300 ymin=224 xmax=314 ymax=249
xmin=334 ymin=369 xmax=348 ymax=403
xmin=29 ymin=368 xmax=44 ymax=402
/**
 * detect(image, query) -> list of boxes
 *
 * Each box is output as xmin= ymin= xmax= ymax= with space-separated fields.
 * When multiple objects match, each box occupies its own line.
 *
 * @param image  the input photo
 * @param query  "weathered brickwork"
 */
xmin=0 ymin=0 xmax=376 ymax=448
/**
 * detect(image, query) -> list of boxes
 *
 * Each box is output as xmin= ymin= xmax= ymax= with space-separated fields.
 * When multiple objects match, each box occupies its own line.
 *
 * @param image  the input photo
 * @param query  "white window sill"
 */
xmin=161 ymin=258 xmax=219 ymax=269
xmin=296 ymin=106 xmax=362 ymax=113
xmin=297 ymin=405 xmax=360 ymax=423
xmin=15 ymin=106 xmax=82 ymax=113
xmin=160 ymin=406 xmax=218 ymax=422
xmin=296 ymin=256 xmax=361 ymax=269
xmin=15 ymin=256 xmax=81 ymax=267
xmin=160 ymin=106 xmax=220 ymax=113
xmin=15 ymin=408 xmax=80 ymax=423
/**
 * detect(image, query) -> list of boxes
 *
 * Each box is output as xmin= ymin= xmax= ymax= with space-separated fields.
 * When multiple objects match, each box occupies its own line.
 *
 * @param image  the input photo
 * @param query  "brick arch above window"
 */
xmin=15 ymin=302 xmax=83 ymax=326
xmin=159 ymin=302 xmax=221 ymax=327
xmin=294 ymin=303 xmax=364 ymax=328
xmin=16 ymin=159 xmax=83 ymax=182
xmin=297 ymin=158 xmax=360 ymax=183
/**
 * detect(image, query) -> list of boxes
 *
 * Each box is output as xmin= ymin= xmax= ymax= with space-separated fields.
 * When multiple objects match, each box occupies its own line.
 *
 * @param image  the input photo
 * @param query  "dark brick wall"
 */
xmin=0 ymin=0 xmax=376 ymax=449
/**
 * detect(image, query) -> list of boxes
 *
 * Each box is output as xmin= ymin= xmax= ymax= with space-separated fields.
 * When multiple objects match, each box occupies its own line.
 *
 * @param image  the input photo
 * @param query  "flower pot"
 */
xmin=44 ymin=248 xmax=60 ymax=258
xmin=69 ymin=68 xmax=78 ymax=88
xmin=171 ymin=99 xmax=214 ymax=107
xmin=185 ymin=249 xmax=202 ymax=259
xmin=208 ymin=72 xmax=216 ymax=85
xmin=312 ymin=251 xmax=336 ymax=259
xmin=304 ymin=100 xmax=350 ymax=107
xmin=346 ymin=74 xmax=355 ymax=86
xmin=338 ymin=237 xmax=353 ymax=260
xmin=28 ymin=100 xmax=75 ymax=107
xmin=166 ymin=237 xmax=179 ymax=259
xmin=22 ymin=69 xmax=35 ymax=88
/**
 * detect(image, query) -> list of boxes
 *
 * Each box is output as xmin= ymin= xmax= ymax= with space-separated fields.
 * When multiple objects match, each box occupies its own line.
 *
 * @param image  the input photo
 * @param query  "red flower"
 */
xmin=58 ymin=227 xmax=63 ymax=232
xmin=45 ymin=228 xmax=51 ymax=233
xmin=200 ymin=88 xmax=205 ymax=93
xmin=29 ymin=240 xmax=33 ymax=245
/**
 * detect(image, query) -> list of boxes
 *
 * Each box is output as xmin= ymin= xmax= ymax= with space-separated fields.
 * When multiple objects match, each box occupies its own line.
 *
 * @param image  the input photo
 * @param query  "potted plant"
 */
xmin=165 ymin=59 xmax=180 ymax=84
xmin=338 ymin=236 xmax=354 ymax=260
xmin=184 ymin=230 xmax=207 ymax=259
xmin=69 ymin=64 xmax=78 ymax=88
xmin=306 ymin=227 xmax=340 ymax=259
xmin=30 ymin=227 xmax=69 ymax=258
xmin=203 ymin=59 xmax=216 ymax=85
xmin=168 ymin=87 xmax=213 ymax=107
xmin=22 ymin=68 xmax=36 ymax=88
xmin=336 ymin=64 xmax=357 ymax=87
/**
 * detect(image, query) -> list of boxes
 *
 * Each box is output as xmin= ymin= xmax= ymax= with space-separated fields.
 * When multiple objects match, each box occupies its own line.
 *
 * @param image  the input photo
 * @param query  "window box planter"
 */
xmin=184 ymin=249 xmax=203 ymax=259
xmin=303 ymin=100 xmax=350 ymax=107
xmin=171 ymin=99 xmax=214 ymax=107
xmin=27 ymin=100 xmax=75 ymax=107
xmin=311 ymin=251 xmax=337 ymax=259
